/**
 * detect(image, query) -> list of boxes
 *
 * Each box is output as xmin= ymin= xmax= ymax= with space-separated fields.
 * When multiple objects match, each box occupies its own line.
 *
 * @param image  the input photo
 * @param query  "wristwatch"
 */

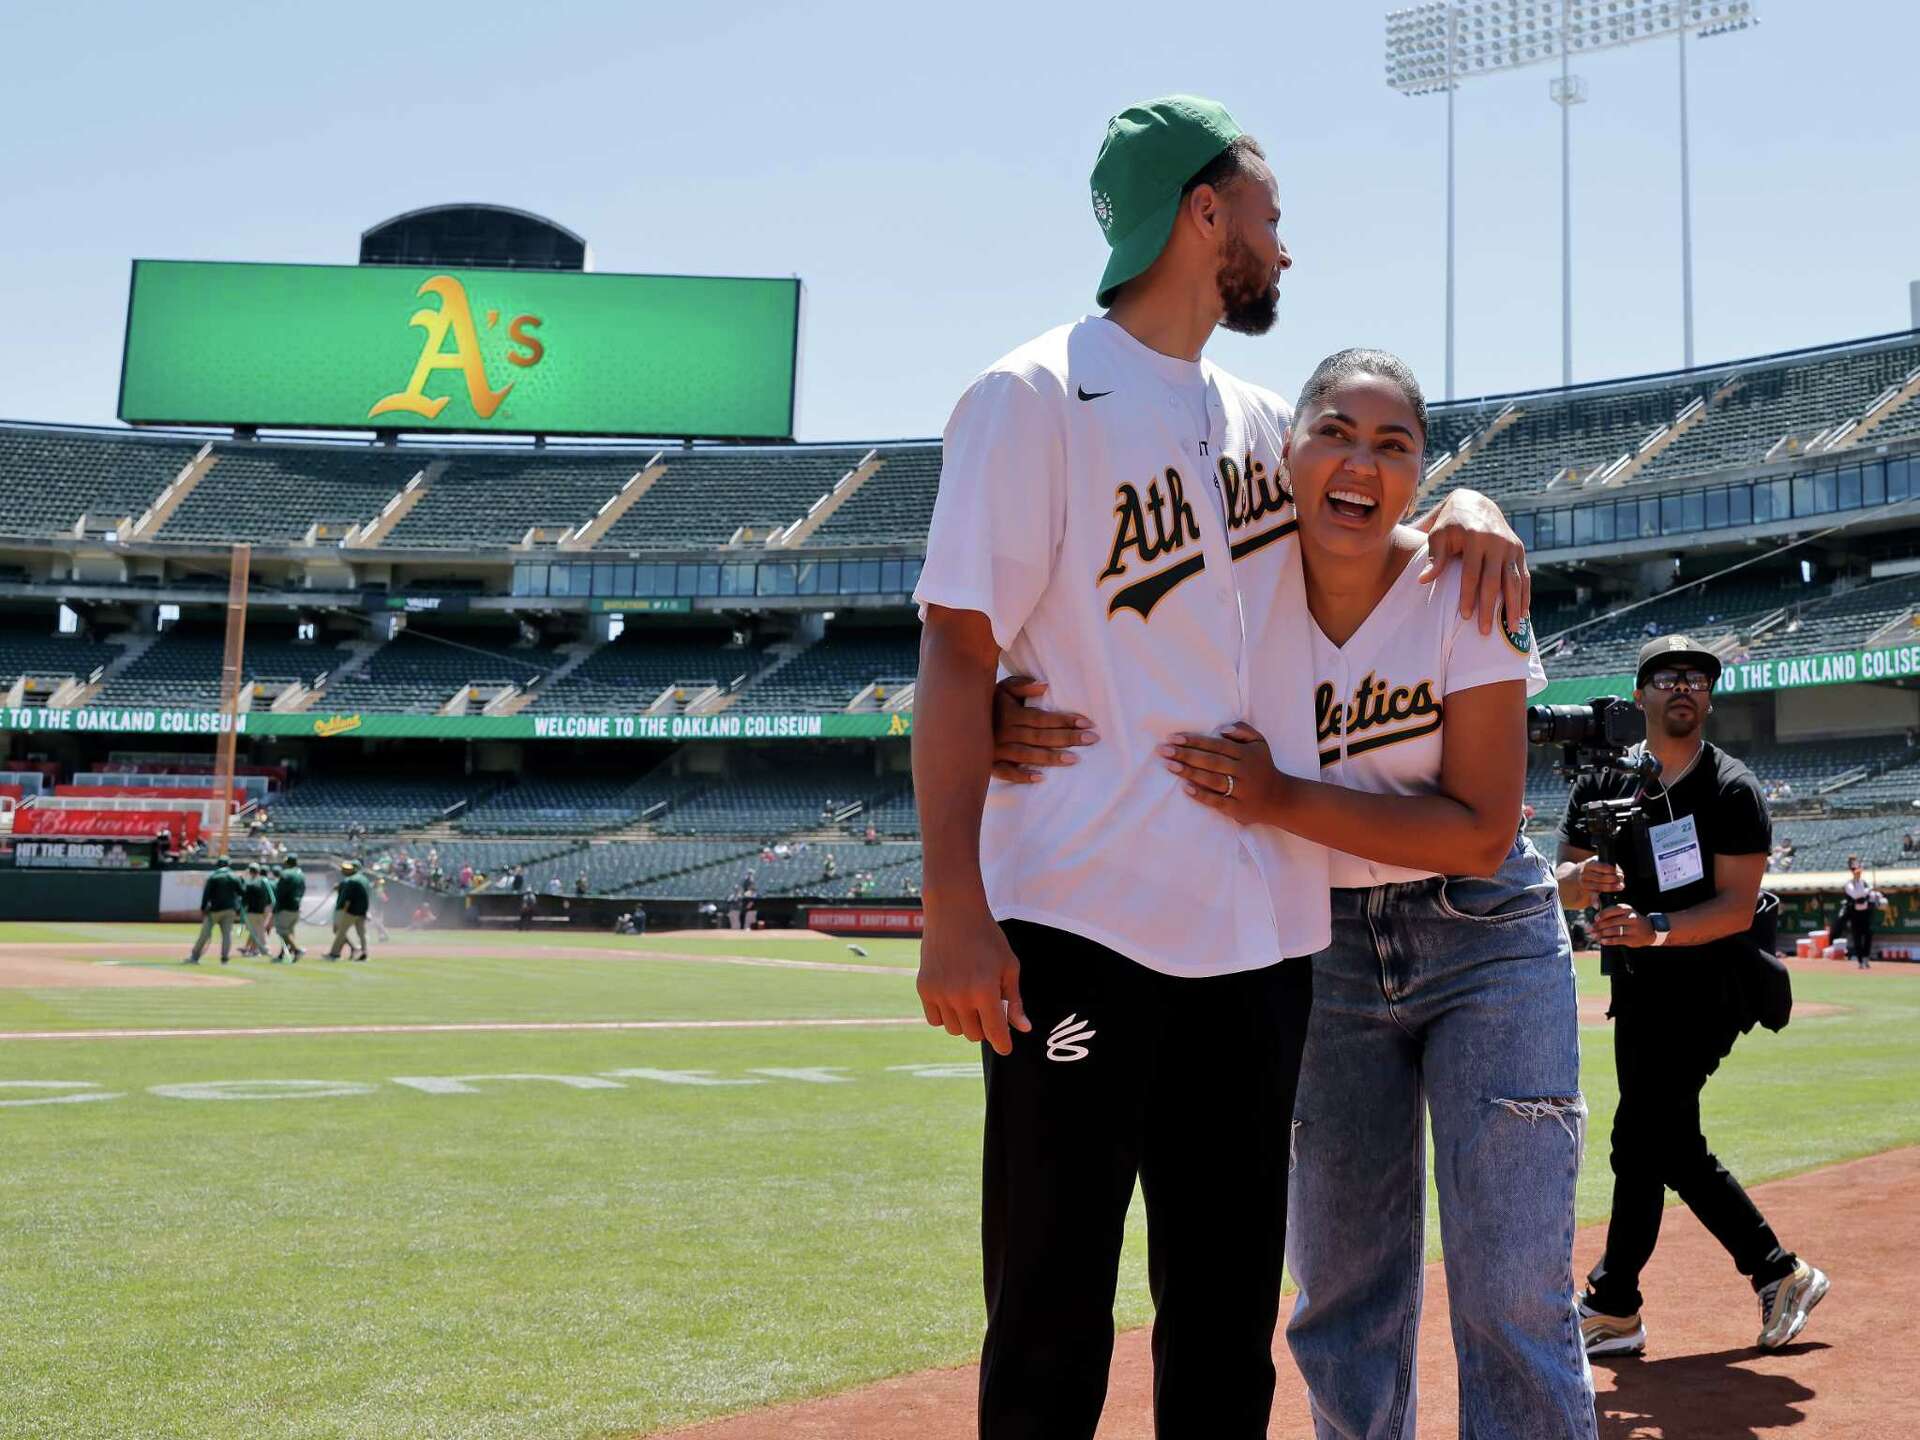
xmin=1649 ymin=912 xmax=1672 ymax=947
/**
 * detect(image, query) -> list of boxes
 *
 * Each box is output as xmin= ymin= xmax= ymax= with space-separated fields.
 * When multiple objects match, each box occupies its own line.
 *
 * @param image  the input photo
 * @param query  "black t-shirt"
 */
xmin=1559 ymin=741 xmax=1770 ymax=913
xmin=1558 ymin=742 xmax=1770 ymax=1007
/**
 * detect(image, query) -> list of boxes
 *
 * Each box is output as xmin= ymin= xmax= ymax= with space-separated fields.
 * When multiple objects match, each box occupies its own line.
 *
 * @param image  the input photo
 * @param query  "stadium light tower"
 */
xmin=1386 ymin=1 xmax=1759 ymax=394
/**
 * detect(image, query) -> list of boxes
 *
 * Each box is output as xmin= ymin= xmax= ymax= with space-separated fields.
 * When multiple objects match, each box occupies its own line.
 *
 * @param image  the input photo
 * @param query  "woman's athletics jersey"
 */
xmin=1313 ymin=540 xmax=1548 ymax=888
xmin=914 ymin=315 xmax=1330 ymax=976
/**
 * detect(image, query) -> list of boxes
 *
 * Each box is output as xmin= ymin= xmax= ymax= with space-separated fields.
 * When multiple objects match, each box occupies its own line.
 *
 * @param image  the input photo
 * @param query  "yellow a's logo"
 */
xmin=369 ymin=275 xmax=542 ymax=422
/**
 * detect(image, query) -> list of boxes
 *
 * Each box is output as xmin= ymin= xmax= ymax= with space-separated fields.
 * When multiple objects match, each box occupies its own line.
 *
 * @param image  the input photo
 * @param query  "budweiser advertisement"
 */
xmin=14 ymin=807 xmax=203 ymax=847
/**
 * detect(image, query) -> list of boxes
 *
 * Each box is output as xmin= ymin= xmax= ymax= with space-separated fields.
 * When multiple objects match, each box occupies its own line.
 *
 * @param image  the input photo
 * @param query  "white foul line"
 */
xmin=0 ymin=1018 xmax=927 ymax=1043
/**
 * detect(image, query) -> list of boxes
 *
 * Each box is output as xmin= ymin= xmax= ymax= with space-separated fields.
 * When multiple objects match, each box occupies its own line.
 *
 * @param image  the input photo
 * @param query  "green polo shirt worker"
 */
xmin=272 ymin=856 xmax=306 ymax=963
xmin=186 ymin=858 xmax=245 ymax=965
xmin=240 ymin=863 xmax=275 ymax=957
xmin=328 ymin=861 xmax=373 ymax=962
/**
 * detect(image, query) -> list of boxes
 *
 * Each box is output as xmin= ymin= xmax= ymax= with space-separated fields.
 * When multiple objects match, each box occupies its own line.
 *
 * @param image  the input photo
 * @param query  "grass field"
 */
xmin=0 ymin=923 xmax=1915 ymax=1440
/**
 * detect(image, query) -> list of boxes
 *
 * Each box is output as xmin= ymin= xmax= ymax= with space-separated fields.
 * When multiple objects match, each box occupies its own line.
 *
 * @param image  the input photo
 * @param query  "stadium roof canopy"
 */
xmin=358 ymin=204 xmax=588 ymax=272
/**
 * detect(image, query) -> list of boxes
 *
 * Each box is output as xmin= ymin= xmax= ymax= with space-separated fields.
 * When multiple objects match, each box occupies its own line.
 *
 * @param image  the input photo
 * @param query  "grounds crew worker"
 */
xmin=271 ymin=854 xmax=305 ymax=963
xmin=1557 ymin=635 xmax=1828 ymax=1356
xmin=240 ymin=863 xmax=274 ymax=957
xmin=327 ymin=860 xmax=372 ymax=962
xmin=185 ymin=856 xmax=245 ymax=965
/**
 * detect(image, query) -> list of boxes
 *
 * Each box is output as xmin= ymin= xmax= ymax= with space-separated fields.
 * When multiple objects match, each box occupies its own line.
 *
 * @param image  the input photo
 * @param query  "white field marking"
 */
xmin=0 ymin=941 xmax=911 ymax=977
xmin=146 ymin=1079 xmax=381 ymax=1102
xmin=0 ymin=1080 xmax=126 ymax=1107
xmin=390 ymin=1073 xmax=625 ymax=1095
xmin=0 ymin=1017 xmax=926 ymax=1043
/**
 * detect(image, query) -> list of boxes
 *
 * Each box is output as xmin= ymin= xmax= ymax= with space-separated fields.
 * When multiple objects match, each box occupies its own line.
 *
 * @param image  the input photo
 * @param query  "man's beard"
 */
xmin=1217 ymin=229 xmax=1278 ymax=336
xmin=1660 ymin=706 xmax=1704 ymax=740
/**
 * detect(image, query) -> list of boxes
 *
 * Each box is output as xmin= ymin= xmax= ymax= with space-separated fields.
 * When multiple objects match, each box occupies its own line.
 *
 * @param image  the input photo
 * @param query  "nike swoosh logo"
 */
xmin=1077 ymin=386 xmax=1112 ymax=402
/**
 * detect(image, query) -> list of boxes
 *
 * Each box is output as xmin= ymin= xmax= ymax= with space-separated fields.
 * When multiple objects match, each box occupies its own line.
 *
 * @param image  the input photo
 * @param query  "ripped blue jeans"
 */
xmin=1285 ymin=838 xmax=1596 ymax=1440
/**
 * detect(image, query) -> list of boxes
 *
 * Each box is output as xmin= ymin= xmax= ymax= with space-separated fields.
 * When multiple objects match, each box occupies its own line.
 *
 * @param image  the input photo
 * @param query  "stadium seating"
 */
xmin=268 ymin=775 xmax=500 ymax=832
xmin=0 ymin=618 xmax=119 ymax=691
xmin=528 ymin=630 xmax=763 ymax=712
xmin=456 ymin=775 xmax=702 ymax=834
xmin=599 ymin=446 xmax=874 ymax=550
xmin=89 ymin=625 xmax=351 ymax=708
xmin=734 ymin=629 xmax=919 ymax=712
xmin=161 ymin=442 xmax=420 ymax=544
xmin=381 ymin=456 xmax=640 ymax=548
xmin=1637 ymin=337 xmax=1920 ymax=485
xmin=318 ymin=630 xmax=548 ymax=713
xmin=1435 ymin=378 xmax=1703 ymax=502
xmin=654 ymin=767 xmax=906 ymax=837
xmin=804 ymin=446 xmax=940 ymax=547
xmin=0 ymin=428 xmax=201 ymax=537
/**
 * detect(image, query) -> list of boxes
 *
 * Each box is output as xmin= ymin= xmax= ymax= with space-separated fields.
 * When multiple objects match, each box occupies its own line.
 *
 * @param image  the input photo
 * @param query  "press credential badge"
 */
xmin=1650 ymin=814 xmax=1705 ymax=892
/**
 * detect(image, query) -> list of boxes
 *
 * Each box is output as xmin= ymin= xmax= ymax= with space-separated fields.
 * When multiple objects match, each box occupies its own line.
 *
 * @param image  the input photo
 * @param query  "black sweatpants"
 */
xmin=1586 ymin=1003 xmax=1795 ymax=1316
xmin=978 ymin=920 xmax=1313 ymax=1440
xmin=1847 ymin=912 xmax=1874 ymax=966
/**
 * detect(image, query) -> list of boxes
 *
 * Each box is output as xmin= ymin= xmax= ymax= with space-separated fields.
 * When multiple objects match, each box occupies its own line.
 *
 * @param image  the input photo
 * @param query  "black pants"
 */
xmin=978 ymin=921 xmax=1313 ymax=1440
xmin=1847 ymin=912 xmax=1874 ymax=965
xmin=1586 ymin=1003 xmax=1795 ymax=1315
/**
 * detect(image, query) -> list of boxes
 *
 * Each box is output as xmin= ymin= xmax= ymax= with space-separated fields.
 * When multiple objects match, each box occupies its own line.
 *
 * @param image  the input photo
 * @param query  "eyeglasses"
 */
xmin=1644 ymin=670 xmax=1714 ymax=694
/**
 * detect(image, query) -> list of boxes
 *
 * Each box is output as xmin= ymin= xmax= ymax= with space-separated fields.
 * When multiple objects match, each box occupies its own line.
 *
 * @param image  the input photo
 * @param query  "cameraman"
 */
xmin=1555 ymin=636 xmax=1828 ymax=1356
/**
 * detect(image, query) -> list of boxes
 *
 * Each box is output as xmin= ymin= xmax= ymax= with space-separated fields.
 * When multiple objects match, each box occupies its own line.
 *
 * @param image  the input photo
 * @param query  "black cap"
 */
xmin=1636 ymin=634 xmax=1722 ymax=687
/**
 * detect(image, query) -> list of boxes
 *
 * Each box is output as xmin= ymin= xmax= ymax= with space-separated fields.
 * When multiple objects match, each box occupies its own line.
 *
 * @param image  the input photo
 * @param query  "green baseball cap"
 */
xmin=1091 ymin=95 xmax=1244 ymax=308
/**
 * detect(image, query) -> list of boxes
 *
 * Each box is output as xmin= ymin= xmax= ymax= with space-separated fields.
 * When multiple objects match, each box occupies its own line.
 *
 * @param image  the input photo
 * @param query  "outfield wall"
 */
xmin=0 ymin=868 xmax=160 ymax=921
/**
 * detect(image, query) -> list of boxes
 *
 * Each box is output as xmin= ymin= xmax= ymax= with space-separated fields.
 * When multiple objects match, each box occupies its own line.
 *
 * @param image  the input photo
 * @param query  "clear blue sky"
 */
xmin=2 ymin=1 xmax=1914 ymax=442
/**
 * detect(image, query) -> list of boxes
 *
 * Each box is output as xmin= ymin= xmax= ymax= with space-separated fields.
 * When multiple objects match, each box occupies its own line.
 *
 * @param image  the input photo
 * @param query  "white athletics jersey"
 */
xmin=914 ymin=315 xmax=1329 ymax=977
xmin=1313 ymin=541 xmax=1548 ymax=888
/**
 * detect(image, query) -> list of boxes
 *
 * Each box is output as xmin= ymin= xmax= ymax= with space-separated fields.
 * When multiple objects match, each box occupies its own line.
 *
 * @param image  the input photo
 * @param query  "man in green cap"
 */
xmin=185 ymin=856 xmax=245 ymax=965
xmin=911 ymin=95 xmax=1531 ymax=1436
xmin=239 ymin=862 xmax=274 ymax=958
xmin=327 ymin=860 xmax=372 ymax=962
xmin=271 ymin=854 xmax=306 ymax=963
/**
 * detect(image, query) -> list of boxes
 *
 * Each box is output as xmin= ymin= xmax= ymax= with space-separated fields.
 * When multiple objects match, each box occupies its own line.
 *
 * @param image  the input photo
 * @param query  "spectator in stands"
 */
xmin=865 ymin=823 xmax=879 ymax=845
xmin=821 ymin=852 xmax=838 ymax=883
xmin=185 ymin=856 xmax=244 ymax=965
xmin=546 ymin=876 xmax=562 ymax=896
xmin=1903 ymin=831 xmax=1916 ymax=855
xmin=774 ymin=840 xmax=792 ymax=860
xmin=575 ymin=873 xmax=589 ymax=897
xmin=459 ymin=862 xmax=474 ymax=890
xmin=511 ymin=864 xmax=527 ymax=893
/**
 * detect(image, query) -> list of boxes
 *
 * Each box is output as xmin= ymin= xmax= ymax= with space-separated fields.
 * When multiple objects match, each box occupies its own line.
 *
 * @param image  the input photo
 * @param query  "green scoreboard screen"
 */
xmin=118 ymin=260 xmax=801 ymax=440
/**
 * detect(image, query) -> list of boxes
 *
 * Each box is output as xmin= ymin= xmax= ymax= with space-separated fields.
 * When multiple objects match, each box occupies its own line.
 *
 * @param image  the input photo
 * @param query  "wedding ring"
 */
xmin=1225 ymin=775 xmax=1236 ymax=798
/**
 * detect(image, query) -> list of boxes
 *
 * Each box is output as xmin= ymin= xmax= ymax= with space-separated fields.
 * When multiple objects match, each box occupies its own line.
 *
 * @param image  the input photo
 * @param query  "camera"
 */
xmin=1527 ymin=695 xmax=1651 ymax=781
xmin=1527 ymin=695 xmax=1661 ymax=975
